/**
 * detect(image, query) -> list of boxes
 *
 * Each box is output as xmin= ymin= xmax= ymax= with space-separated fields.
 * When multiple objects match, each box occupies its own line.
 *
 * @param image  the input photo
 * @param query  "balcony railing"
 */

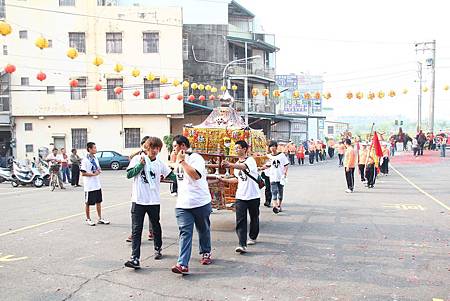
xmin=228 ymin=65 xmax=276 ymax=80
xmin=186 ymin=97 xmax=277 ymax=115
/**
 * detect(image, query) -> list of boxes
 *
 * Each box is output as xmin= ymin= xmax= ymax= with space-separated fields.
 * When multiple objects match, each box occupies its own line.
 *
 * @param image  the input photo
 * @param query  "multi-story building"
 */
xmin=3 ymin=0 xmax=183 ymax=160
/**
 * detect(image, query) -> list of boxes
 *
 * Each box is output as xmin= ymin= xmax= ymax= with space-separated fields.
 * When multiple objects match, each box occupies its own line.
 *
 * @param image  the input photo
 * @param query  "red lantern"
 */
xmin=163 ymin=93 xmax=170 ymax=100
xmin=4 ymin=64 xmax=16 ymax=74
xmin=188 ymin=94 xmax=195 ymax=101
xmin=94 ymin=84 xmax=102 ymax=91
xmin=133 ymin=90 xmax=140 ymax=97
xmin=148 ymin=91 xmax=156 ymax=99
xmin=36 ymin=71 xmax=46 ymax=81
xmin=69 ymin=79 xmax=78 ymax=88
xmin=199 ymin=95 xmax=206 ymax=101
xmin=114 ymin=87 xmax=123 ymax=95
xmin=177 ymin=94 xmax=184 ymax=101
xmin=209 ymin=95 xmax=215 ymax=101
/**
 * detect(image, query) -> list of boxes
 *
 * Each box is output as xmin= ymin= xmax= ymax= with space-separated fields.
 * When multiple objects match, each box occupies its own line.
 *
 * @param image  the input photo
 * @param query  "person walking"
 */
xmin=380 ymin=144 xmax=390 ymax=175
xmin=263 ymin=140 xmax=289 ymax=214
xmin=171 ymin=135 xmax=212 ymax=275
xmin=327 ymin=138 xmax=335 ymax=159
xmin=337 ymin=142 xmax=345 ymax=167
xmin=46 ymin=148 xmax=65 ymax=189
xmin=412 ymin=138 xmax=419 ymax=157
xmin=287 ymin=140 xmax=296 ymax=166
xmin=344 ymin=139 xmax=356 ymax=193
xmin=70 ymin=148 xmax=82 ymax=187
xmin=60 ymin=148 xmax=71 ymax=184
xmin=365 ymin=148 xmax=376 ymax=188
xmin=308 ymin=141 xmax=316 ymax=165
xmin=358 ymin=143 xmax=368 ymax=182
xmin=296 ymin=144 xmax=305 ymax=165
xmin=416 ymin=130 xmax=426 ymax=156
xmin=80 ymin=142 xmax=110 ymax=226
xmin=439 ymin=133 xmax=447 ymax=157
xmin=219 ymin=141 xmax=260 ymax=254
xmin=124 ymin=137 xmax=176 ymax=269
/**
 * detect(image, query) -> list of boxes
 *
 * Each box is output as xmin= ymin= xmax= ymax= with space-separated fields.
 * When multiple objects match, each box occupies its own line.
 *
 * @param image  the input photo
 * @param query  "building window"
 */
xmin=59 ymin=0 xmax=75 ymax=6
xmin=97 ymin=0 xmax=118 ymax=5
xmin=25 ymin=144 xmax=34 ymax=153
xmin=47 ymin=86 xmax=55 ymax=94
xmin=70 ymin=77 xmax=87 ymax=100
xmin=143 ymin=32 xmax=159 ymax=53
xmin=0 ymin=0 xmax=5 ymax=19
xmin=21 ymin=77 xmax=29 ymax=86
xmin=2 ymin=45 xmax=7 ymax=55
xmin=24 ymin=123 xmax=33 ymax=131
xmin=69 ymin=32 xmax=86 ymax=53
xmin=19 ymin=30 xmax=28 ymax=39
xmin=182 ymin=33 xmax=188 ymax=60
xmin=125 ymin=128 xmax=140 ymax=148
xmin=327 ymin=126 xmax=334 ymax=135
xmin=144 ymin=78 xmax=160 ymax=99
xmin=48 ymin=39 xmax=53 ymax=48
xmin=107 ymin=78 xmax=123 ymax=100
xmin=106 ymin=32 xmax=122 ymax=53
xmin=0 ymin=73 xmax=9 ymax=112
xmin=71 ymin=128 xmax=87 ymax=149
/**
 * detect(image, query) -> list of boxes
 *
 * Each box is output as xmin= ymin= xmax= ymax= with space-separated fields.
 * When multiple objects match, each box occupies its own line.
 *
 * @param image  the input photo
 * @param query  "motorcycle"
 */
xmin=37 ymin=158 xmax=50 ymax=186
xmin=11 ymin=160 xmax=44 ymax=188
xmin=0 ymin=165 xmax=13 ymax=183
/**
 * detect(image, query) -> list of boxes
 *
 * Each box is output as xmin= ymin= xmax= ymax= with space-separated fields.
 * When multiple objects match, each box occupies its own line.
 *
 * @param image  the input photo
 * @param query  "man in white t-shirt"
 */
xmin=80 ymin=142 xmax=109 ymax=226
xmin=219 ymin=140 xmax=261 ymax=254
xmin=263 ymin=140 xmax=289 ymax=214
xmin=171 ymin=135 xmax=212 ymax=275
xmin=46 ymin=148 xmax=65 ymax=189
xmin=124 ymin=137 xmax=176 ymax=270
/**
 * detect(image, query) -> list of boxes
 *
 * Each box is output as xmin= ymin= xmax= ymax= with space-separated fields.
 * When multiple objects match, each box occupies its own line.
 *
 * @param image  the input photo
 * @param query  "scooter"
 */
xmin=0 ymin=165 xmax=13 ymax=183
xmin=11 ymin=160 xmax=44 ymax=188
xmin=37 ymin=158 xmax=50 ymax=186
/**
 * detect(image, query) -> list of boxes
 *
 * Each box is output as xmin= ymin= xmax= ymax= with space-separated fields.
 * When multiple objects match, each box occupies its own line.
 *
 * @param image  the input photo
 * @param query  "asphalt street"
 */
xmin=0 ymin=151 xmax=449 ymax=301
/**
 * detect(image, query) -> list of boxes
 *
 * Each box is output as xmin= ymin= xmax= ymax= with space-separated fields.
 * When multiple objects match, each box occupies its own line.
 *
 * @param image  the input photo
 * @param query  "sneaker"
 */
xmin=148 ymin=231 xmax=154 ymax=241
xmin=200 ymin=253 xmax=212 ymax=265
xmin=124 ymin=257 xmax=140 ymax=269
xmin=272 ymin=207 xmax=280 ymax=214
xmin=85 ymin=219 xmax=95 ymax=226
xmin=247 ymin=239 xmax=256 ymax=245
xmin=235 ymin=246 xmax=247 ymax=254
xmin=345 ymin=189 xmax=353 ymax=193
xmin=126 ymin=235 xmax=132 ymax=242
xmin=171 ymin=264 xmax=189 ymax=275
xmin=170 ymin=192 xmax=178 ymax=197
xmin=97 ymin=218 xmax=110 ymax=225
xmin=154 ymin=249 xmax=162 ymax=260
xmin=263 ymin=202 xmax=271 ymax=208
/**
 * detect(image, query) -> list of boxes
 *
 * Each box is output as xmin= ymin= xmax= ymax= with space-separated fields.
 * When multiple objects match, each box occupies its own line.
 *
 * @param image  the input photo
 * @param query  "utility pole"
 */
xmin=415 ymin=40 xmax=436 ymax=133
xmin=416 ymin=61 xmax=422 ymax=132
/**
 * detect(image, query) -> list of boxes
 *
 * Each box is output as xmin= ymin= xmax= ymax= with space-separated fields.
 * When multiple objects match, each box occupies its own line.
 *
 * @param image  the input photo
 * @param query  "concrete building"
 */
xmin=3 ymin=0 xmax=183 ymax=160
xmin=324 ymin=120 xmax=350 ymax=139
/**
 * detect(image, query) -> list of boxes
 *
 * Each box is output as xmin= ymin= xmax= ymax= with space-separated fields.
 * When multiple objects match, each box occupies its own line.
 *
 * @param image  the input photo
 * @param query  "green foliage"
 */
xmin=163 ymin=135 xmax=174 ymax=153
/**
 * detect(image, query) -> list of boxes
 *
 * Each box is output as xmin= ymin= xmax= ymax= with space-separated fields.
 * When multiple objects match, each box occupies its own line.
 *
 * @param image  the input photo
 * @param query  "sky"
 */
xmin=239 ymin=0 xmax=450 ymax=124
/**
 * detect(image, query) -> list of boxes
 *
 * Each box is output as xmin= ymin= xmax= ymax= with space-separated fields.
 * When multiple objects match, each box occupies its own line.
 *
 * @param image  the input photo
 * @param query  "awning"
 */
xmin=226 ymin=36 xmax=279 ymax=53
xmin=51 ymin=133 xmax=66 ymax=138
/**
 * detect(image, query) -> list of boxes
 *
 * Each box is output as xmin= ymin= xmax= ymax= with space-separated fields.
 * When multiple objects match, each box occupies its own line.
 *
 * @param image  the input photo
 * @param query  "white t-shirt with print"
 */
xmin=234 ymin=156 xmax=260 ymax=200
xmin=46 ymin=153 xmax=63 ymax=164
xmin=175 ymin=153 xmax=211 ymax=209
xmin=127 ymin=155 xmax=171 ymax=205
xmin=266 ymin=153 xmax=289 ymax=183
xmin=80 ymin=155 xmax=102 ymax=192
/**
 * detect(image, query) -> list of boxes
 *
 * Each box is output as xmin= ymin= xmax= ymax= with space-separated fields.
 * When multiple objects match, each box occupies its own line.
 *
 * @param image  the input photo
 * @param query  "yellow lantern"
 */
xmin=304 ymin=92 xmax=311 ymax=100
xmin=231 ymin=84 xmax=238 ymax=91
xmin=182 ymin=80 xmax=190 ymax=89
xmin=377 ymin=91 xmax=385 ymax=99
xmin=35 ymin=36 xmax=49 ymax=49
xmin=444 ymin=84 xmax=449 ymax=91
xmin=356 ymin=92 xmax=363 ymax=99
xmin=368 ymin=92 xmax=375 ymax=100
xmin=66 ymin=47 xmax=78 ymax=59
xmin=220 ymin=85 xmax=227 ymax=91
xmin=314 ymin=91 xmax=321 ymax=99
xmin=131 ymin=68 xmax=140 ymax=77
xmin=293 ymin=90 xmax=300 ymax=98
xmin=388 ymin=90 xmax=396 ymax=97
xmin=252 ymin=88 xmax=259 ymax=97
xmin=173 ymin=79 xmax=180 ymax=87
xmin=423 ymin=87 xmax=429 ymax=92
xmin=93 ymin=56 xmax=104 ymax=67
xmin=113 ymin=63 xmax=123 ymax=73
xmin=191 ymin=83 xmax=198 ymax=90
xmin=262 ymin=89 xmax=269 ymax=97
xmin=160 ymin=76 xmax=168 ymax=84
xmin=272 ymin=90 xmax=280 ymax=97
xmin=205 ymin=84 xmax=211 ymax=91
xmin=198 ymin=84 xmax=205 ymax=91
xmin=324 ymin=92 xmax=332 ymax=99
xmin=346 ymin=92 xmax=353 ymax=99
xmin=147 ymin=73 xmax=156 ymax=81
xmin=403 ymin=88 xmax=408 ymax=94
xmin=211 ymin=87 xmax=218 ymax=93
xmin=0 ymin=21 xmax=12 ymax=36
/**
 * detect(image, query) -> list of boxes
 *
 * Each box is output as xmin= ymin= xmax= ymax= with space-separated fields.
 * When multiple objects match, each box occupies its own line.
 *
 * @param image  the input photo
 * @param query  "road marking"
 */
xmin=0 ymin=253 xmax=28 ymax=262
xmin=0 ymin=192 xmax=170 ymax=238
xmin=383 ymin=203 xmax=426 ymax=211
xmin=432 ymin=298 xmax=443 ymax=301
xmin=391 ymin=165 xmax=450 ymax=211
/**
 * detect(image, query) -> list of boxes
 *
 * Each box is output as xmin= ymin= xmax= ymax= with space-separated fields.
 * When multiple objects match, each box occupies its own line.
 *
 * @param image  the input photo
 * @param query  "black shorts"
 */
xmin=85 ymin=189 xmax=103 ymax=206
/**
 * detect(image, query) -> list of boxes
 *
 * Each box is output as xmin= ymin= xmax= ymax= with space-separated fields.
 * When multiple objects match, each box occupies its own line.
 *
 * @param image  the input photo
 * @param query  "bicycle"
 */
xmin=49 ymin=164 xmax=61 ymax=191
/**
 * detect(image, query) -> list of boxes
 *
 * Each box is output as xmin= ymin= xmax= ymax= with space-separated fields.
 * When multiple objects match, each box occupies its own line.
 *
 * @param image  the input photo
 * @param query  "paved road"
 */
xmin=0 ymin=153 xmax=449 ymax=301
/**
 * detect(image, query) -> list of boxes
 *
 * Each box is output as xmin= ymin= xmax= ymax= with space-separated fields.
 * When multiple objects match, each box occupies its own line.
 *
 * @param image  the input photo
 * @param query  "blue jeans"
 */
xmin=270 ymin=182 xmax=284 ymax=201
xmin=175 ymin=203 xmax=212 ymax=267
xmin=61 ymin=166 xmax=71 ymax=183
xmin=440 ymin=144 xmax=446 ymax=157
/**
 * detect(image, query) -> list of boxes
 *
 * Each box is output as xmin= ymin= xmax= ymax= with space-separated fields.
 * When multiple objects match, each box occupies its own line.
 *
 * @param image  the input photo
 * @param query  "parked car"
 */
xmin=96 ymin=151 xmax=130 ymax=170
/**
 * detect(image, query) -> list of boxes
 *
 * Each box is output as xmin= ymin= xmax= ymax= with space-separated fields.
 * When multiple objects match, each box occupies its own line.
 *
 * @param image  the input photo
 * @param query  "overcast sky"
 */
xmin=240 ymin=0 xmax=450 ymax=123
